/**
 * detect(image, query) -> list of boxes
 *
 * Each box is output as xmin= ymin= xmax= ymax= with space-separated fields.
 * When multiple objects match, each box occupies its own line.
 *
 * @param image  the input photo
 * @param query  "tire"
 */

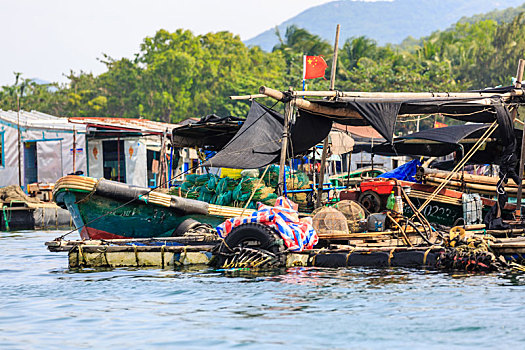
xmin=212 ymin=223 xmax=285 ymax=268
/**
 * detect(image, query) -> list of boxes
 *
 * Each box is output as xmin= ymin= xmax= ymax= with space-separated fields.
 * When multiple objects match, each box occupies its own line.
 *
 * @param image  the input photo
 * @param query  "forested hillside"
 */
xmin=245 ymin=0 xmax=524 ymax=51
xmin=2 ymin=13 xmax=525 ymax=129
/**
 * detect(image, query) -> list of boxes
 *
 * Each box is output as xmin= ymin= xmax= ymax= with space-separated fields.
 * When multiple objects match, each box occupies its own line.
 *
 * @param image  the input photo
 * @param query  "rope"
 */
xmin=388 ymin=248 xmax=396 ymax=266
xmin=75 ymin=178 xmax=102 ymax=204
xmin=386 ymin=212 xmax=413 ymax=247
xmin=2 ymin=205 xmax=10 ymax=231
xmin=161 ymin=245 xmax=165 ymax=268
xmin=413 ymin=120 xmax=498 ymax=217
xmin=345 ymin=247 xmax=356 ymax=266
xmin=423 ymin=245 xmax=438 ymax=265
xmin=133 ymin=245 xmax=139 ymax=266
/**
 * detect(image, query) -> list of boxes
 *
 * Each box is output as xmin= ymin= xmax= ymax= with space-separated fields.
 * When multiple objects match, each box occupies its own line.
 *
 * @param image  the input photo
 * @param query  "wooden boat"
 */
xmin=53 ymin=175 xmax=254 ymax=240
xmin=339 ymin=178 xmax=516 ymax=226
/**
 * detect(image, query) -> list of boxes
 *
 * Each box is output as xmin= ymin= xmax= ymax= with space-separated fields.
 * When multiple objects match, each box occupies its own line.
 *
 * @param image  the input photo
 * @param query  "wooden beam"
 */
xmin=513 ymin=58 xmax=525 ymax=217
xmin=317 ymin=24 xmax=341 ymax=207
xmin=259 ymin=86 xmax=362 ymax=120
xmin=278 ymin=100 xmax=293 ymax=195
xmin=291 ymin=90 xmax=521 ymax=99
xmin=229 ymin=94 xmax=267 ymax=100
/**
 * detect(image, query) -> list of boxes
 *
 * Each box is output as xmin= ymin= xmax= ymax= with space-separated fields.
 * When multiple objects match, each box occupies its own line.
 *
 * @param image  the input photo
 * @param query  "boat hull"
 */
xmin=55 ymin=191 xmax=226 ymax=240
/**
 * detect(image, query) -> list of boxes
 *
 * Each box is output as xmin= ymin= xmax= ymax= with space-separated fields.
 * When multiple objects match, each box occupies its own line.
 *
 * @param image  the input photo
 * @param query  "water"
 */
xmin=2 ymin=230 xmax=525 ymax=349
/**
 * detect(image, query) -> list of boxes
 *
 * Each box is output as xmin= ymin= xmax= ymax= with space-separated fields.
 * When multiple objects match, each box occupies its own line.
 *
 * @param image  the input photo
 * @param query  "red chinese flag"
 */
xmin=303 ymin=55 xmax=328 ymax=79
xmin=434 ymin=121 xmax=448 ymax=128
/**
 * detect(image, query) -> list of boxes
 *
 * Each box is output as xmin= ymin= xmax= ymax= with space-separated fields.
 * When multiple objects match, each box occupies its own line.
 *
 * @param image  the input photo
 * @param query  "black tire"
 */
xmin=212 ymin=223 xmax=285 ymax=268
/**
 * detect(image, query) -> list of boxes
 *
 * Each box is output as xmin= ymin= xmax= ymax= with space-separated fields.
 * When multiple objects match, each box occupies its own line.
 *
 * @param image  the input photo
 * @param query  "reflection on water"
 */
xmin=1 ymin=230 xmax=525 ymax=349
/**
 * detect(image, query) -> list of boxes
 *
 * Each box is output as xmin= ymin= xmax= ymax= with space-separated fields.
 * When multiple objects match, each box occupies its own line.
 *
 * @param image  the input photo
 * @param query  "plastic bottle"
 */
xmin=394 ymin=195 xmax=403 ymax=214
xmin=386 ymin=190 xmax=396 ymax=210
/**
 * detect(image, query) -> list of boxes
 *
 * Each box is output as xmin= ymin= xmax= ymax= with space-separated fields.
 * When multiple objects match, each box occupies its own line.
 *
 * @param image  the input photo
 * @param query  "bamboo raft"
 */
xmin=46 ymin=234 xmax=525 ymax=269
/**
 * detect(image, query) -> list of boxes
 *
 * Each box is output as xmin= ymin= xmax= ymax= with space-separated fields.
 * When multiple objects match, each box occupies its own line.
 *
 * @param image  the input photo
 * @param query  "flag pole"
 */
xmin=302 ymin=55 xmax=306 ymax=91
xmin=316 ymin=24 xmax=340 ymax=208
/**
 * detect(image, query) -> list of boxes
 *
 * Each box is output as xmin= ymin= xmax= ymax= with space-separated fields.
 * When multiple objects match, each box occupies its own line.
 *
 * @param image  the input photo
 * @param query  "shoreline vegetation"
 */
xmin=2 ymin=13 xmax=525 ymax=135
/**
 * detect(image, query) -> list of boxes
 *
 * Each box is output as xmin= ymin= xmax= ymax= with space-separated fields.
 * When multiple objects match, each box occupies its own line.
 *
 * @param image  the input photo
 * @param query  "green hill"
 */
xmin=457 ymin=3 xmax=525 ymax=25
xmin=245 ymin=0 xmax=525 ymax=51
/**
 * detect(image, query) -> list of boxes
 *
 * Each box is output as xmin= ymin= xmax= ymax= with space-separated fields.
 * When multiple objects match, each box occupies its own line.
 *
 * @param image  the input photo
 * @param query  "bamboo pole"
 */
xmin=278 ymin=99 xmax=293 ymax=196
xmin=419 ymin=167 xmax=519 ymax=187
xmin=234 ymin=89 xmax=521 ymax=101
xmin=289 ymin=90 xmax=522 ymax=99
xmin=513 ymin=59 xmax=525 ymax=216
xmin=316 ymin=24 xmax=340 ymax=207
xmin=259 ymin=86 xmax=362 ymax=120
xmin=229 ymin=94 xmax=267 ymax=100
xmin=17 ymin=95 xmax=22 ymax=187
xmin=425 ymin=176 xmax=519 ymax=195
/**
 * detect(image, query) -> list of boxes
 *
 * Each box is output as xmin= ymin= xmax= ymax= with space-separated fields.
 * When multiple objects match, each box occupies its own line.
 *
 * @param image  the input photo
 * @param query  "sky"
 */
xmin=0 ymin=0 xmax=338 ymax=86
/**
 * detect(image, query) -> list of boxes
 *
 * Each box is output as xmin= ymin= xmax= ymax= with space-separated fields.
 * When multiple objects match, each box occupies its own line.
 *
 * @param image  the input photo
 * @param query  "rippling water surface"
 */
xmin=2 ymin=230 xmax=525 ymax=349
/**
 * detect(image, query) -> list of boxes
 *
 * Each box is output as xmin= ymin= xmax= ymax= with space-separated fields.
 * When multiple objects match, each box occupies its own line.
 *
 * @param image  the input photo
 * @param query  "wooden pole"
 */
xmin=256 ymin=87 xmax=522 ymax=100
xmin=278 ymin=99 xmax=293 ymax=196
xmin=329 ymin=24 xmax=340 ymax=91
xmin=72 ymin=128 xmax=77 ymax=173
xmin=316 ymin=24 xmax=340 ymax=207
xmin=16 ymin=95 xmax=22 ymax=187
xmin=117 ymin=135 xmax=121 ymax=182
xmin=229 ymin=94 xmax=267 ymax=100
xmin=512 ymin=59 xmax=525 ymax=217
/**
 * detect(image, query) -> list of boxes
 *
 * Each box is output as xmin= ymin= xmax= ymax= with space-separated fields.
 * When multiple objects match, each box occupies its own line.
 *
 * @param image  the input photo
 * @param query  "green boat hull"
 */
xmin=55 ymin=190 xmax=225 ymax=240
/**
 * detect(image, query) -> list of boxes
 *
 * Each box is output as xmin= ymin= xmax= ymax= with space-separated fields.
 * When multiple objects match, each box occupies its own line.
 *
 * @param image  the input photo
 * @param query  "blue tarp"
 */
xmin=377 ymin=159 xmax=421 ymax=182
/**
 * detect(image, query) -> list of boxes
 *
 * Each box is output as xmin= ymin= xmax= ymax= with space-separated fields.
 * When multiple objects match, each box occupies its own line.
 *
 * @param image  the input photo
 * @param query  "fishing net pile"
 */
xmin=173 ymin=172 xmax=278 ymax=209
xmin=0 ymin=185 xmax=41 ymax=204
xmin=285 ymin=170 xmax=314 ymax=212
xmin=173 ymin=167 xmax=314 ymax=211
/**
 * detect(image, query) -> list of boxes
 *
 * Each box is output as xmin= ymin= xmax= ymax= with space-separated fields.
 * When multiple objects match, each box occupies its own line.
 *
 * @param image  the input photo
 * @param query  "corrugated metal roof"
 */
xmin=0 ymin=110 xmax=86 ymax=131
xmin=68 ymin=117 xmax=180 ymax=134
xmin=333 ymin=123 xmax=383 ymax=139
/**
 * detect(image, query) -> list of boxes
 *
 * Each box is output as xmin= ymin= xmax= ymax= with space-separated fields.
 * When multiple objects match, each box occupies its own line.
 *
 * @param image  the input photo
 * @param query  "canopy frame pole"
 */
xmin=316 ymin=24 xmax=340 ymax=208
xmin=17 ymin=95 xmax=22 ymax=187
xmin=513 ymin=59 xmax=525 ymax=217
xmin=278 ymin=98 xmax=293 ymax=196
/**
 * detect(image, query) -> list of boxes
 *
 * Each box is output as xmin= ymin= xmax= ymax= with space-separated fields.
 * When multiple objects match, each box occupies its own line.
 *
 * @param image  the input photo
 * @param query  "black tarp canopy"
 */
xmin=203 ymin=101 xmax=332 ymax=169
xmin=372 ymin=124 xmax=489 ymax=157
xmin=172 ymin=115 xmax=244 ymax=151
xmin=302 ymin=96 xmax=516 ymax=143
xmin=372 ymin=124 xmax=523 ymax=166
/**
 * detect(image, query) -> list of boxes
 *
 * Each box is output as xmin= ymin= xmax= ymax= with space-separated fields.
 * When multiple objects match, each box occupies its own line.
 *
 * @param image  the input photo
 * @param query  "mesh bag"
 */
xmin=312 ymin=207 xmax=349 ymax=239
xmin=262 ymin=165 xmax=281 ymax=188
xmin=334 ymin=200 xmax=366 ymax=233
xmin=185 ymin=174 xmax=198 ymax=185
xmin=195 ymin=174 xmax=213 ymax=186
xmin=286 ymin=171 xmax=310 ymax=190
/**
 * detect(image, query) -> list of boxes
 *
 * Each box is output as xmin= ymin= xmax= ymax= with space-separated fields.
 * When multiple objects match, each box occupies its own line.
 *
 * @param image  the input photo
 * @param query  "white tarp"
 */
xmin=0 ymin=110 xmax=87 ymax=187
xmin=88 ymin=140 xmax=103 ymax=178
xmin=124 ymin=139 xmax=147 ymax=187
xmin=0 ymin=124 xmax=20 ymax=186
xmin=61 ymin=131 xmax=87 ymax=175
xmin=37 ymin=140 xmax=63 ymax=183
xmin=329 ymin=131 xmax=355 ymax=155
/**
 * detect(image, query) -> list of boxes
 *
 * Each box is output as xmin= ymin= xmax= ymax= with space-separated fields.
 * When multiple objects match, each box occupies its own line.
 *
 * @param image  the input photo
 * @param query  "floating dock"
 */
xmin=46 ymin=236 xmax=525 ymax=270
xmin=1 ymin=201 xmax=73 ymax=231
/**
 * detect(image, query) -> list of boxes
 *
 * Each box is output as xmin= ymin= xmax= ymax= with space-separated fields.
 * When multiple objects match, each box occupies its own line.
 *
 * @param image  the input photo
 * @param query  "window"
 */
xmin=102 ymin=140 xmax=126 ymax=183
